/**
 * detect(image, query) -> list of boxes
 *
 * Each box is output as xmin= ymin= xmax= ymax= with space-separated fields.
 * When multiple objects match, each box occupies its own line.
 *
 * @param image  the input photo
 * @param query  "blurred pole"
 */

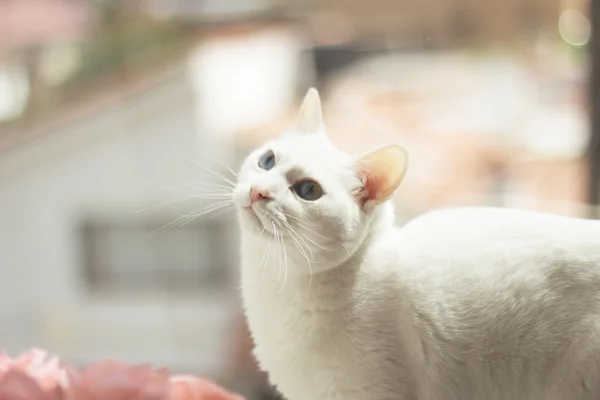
xmin=590 ymin=0 xmax=600 ymax=218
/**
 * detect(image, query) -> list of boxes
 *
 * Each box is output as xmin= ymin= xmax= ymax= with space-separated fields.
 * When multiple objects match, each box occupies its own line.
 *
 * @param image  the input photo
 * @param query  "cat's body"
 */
xmin=233 ymin=89 xmax=600 ymax=400
xmin=241 ymin=206 xmax=600 ymax=400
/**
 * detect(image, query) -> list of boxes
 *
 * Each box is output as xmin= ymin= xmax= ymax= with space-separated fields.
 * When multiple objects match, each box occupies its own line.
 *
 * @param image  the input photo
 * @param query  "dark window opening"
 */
xmin=79 ymin=217 xmax=230 ymax=294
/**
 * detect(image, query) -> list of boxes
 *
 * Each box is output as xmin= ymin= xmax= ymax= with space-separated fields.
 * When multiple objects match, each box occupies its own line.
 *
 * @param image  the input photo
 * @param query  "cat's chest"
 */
xmin=244 ymin=290 xmax=378 ymax=399
xmin=245 ymin=289 xmax=350 ymax=364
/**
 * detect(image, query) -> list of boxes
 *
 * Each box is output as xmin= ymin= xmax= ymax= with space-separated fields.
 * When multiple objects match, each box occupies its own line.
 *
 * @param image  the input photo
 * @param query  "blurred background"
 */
xmin=0 ymin=0 xmax=595 ymax=398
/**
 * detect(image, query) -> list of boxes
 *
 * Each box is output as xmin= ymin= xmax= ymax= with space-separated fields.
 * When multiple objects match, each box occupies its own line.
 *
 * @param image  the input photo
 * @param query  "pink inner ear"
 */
xmin=357 ymin=166 xmax=384 ymax=205
xmin=354 ymin=145 xmax=407 ymax=207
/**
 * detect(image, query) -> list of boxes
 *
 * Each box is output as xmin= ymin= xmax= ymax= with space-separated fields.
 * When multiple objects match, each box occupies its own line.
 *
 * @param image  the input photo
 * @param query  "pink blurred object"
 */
xmin=0 ymin=0 xmax=89 ymax=49
xmin=66 ymin=360 xmax=171 ymax=400
xmin=0 ymin=370 xmax=61 ymax=400
xmin=0 ymin=348 xmax=67 ymax=393
xmin=170 ymin=375 xmax=245 ymax=400
xmin=0 ymin=348 xmax=246 ymax=400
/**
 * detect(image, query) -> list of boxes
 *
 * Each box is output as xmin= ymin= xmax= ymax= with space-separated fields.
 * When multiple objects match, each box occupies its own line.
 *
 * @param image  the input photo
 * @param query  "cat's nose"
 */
xmin=249 ymin=187 xmax=272 ymax=206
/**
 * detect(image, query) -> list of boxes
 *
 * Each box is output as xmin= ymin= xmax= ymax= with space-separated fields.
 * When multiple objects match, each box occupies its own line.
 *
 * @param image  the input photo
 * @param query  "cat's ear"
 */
xmin=354 ymin=145 xmax=408 ymax=207
xmin=295 ymin=87 xmax=325 ymax=135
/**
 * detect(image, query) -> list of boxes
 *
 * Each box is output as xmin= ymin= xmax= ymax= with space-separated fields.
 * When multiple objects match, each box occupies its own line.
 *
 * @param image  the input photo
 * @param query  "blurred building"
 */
xmin=0 ymin=59 xmax=241 ymax=376
xmin=311 ymin=0 xmax=561 ymax=49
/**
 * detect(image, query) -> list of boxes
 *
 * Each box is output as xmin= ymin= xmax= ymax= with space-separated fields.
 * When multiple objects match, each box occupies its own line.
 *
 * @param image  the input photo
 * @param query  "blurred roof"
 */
xmin=0 ymin=20 xmax=293 ymax=155
xmin=0 ymin=0 xmax=90 ymax=50
xmin=0 ymin=62 xmax=185 ymax=156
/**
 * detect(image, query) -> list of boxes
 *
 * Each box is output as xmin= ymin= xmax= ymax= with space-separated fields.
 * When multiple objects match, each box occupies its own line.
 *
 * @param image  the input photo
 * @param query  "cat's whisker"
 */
xmin=136 ymin=194 xmax=198 ymax=214
xmin=199 ymin=153 xmax=240 ymax=180
xmin=179 ymin=200 xmax=232 ymax=220
xmin=211 ymin=157 xmax=239 ymax=179
xmin=284 ymin=224 xmax=314 ymax=290
xmin=296 ymin=225 xmax=328 ymax=241
xmin=287 ymin=227 xmax=313 ymax=265
xmin=284 ymin=213 xmax=329 ymax=240
xmin=138 ymin=178 xmax=234 ymax=216
xmin=150 ymin=200 xmax=232 ymax=236
xmin=190 ymin=193 xmax=234 ymax=200
xmin=295 ymin=228 xmax=331 ymax=252
xmin=342 ymin=243 xmax=359 ymax=268
xmin=276 ymin=231 xmax=284 ymax=287
xmin=342 ymin=243 xmax=352 ymax=258
xmin=156 ymin=184 xmax=196 ymax=197
xmin=280 ymin=219 xmax=314 ymax=263
xmin=282 ymin=213 xmax=308 ymax=225
xmin=201 ymin=199 xmax=233 ymax=215
xmin=279 ymin=230 xmax=289 ymax=293
xmin=147 ymin=218 xmax=183 ymax=237
xmin=276 ymin=231 xmax=286 ymax=290
xmin=297 ymin=225 xmax=329 ymax=241
xmin=279 ymin=215 xmax=318 ymax=253
xmin=203 ymin=203 xmax=233 ymax=221
xmin=185 ymin=181 xmax=235 ymax=193
xmin=190 ymin=161 xmax=238 ymax=188
xmin=274 ymin=217 xmax=311 ymax=291
xmin=259 ymin=236 xmax=272 ymax=287
xmin=148 ymin=214 xmax=198 ymax=236
xmin=272 ymin=222 xmax=283 ymax=283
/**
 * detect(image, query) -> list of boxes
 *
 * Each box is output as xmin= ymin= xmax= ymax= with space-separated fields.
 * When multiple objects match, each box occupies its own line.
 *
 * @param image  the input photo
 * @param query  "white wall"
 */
xmin=188 ymin=26 xmax=304 ymax=138
xmin=0 ymin=71 xmax=238 ymax=375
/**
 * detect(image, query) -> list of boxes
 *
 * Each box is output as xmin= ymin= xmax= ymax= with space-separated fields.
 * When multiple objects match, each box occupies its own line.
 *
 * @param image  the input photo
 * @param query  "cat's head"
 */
xmin=233 ymin=88 xmax=408 ymax=273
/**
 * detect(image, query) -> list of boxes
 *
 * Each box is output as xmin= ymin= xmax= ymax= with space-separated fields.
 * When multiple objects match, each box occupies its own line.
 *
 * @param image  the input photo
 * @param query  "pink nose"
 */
xmin=250 ymin=187 xmax=271 ymax=205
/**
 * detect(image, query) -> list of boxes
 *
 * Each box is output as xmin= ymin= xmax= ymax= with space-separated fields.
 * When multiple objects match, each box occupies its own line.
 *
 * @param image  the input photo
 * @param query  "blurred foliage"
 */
xmin=0 ymin=2 xmax=201 ymax=132
xmin=62 ymin=20 xmax=193 ymax=93
xmin=61 ymin=1 xmax=197 ymax=98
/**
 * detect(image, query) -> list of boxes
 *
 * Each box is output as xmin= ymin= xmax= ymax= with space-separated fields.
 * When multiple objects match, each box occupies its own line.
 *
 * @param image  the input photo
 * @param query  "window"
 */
xmin=79 ymin=217 xmax=232 ymax=294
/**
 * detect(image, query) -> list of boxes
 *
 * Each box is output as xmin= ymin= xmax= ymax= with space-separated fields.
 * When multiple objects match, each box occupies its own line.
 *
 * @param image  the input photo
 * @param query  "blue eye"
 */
xmin=258 ymin=150 xmax=275 ymax=170
xmin=293 ymin=179 xmax=323 ymax=201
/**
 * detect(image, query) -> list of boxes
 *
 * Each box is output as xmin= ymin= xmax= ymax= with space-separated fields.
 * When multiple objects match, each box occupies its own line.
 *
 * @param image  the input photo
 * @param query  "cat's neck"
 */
xmin=240 ymin=206 xmax=396 ymax=309
xmin=241 ymin=243 xmax=361 ymax=312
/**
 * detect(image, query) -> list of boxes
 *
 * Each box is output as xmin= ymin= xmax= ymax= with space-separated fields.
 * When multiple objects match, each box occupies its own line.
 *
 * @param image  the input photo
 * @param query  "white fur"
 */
xmin=233 ymin=92 xmax=600 ymax=400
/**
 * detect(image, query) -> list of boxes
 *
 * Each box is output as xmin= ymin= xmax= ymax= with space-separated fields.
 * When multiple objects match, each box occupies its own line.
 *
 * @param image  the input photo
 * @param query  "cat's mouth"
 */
xmin=243 ymin=204 xmax=285 ymax=237
xmin=242 ymin=204 xmax=272 ymax=234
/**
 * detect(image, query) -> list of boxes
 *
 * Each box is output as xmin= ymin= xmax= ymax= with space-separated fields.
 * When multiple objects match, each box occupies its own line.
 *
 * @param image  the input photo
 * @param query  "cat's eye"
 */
xmin=258 ymin=150 xmax=275 ymax=170
xmin=293 ymin=179 xmax=323 ymax=201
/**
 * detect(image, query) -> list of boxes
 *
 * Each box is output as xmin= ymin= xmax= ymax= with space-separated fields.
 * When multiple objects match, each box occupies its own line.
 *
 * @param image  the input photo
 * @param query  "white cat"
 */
xmin=232 ymin=88 xmax=600 ymax=400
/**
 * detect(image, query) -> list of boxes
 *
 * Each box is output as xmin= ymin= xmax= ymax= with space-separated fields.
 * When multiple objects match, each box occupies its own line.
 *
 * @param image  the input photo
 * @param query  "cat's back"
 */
xmin=393 ymin=206 xmax=600 ymax=320
xmin=400 ymin=206 xmax=600 ymax=257
xmin=385 ymin=207 xmax=600 ymax=400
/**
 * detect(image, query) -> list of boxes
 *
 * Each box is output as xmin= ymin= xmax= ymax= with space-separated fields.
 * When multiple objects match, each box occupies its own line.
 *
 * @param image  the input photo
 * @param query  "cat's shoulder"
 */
xmin=386 ymin=206 xmax=600 ymax=275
